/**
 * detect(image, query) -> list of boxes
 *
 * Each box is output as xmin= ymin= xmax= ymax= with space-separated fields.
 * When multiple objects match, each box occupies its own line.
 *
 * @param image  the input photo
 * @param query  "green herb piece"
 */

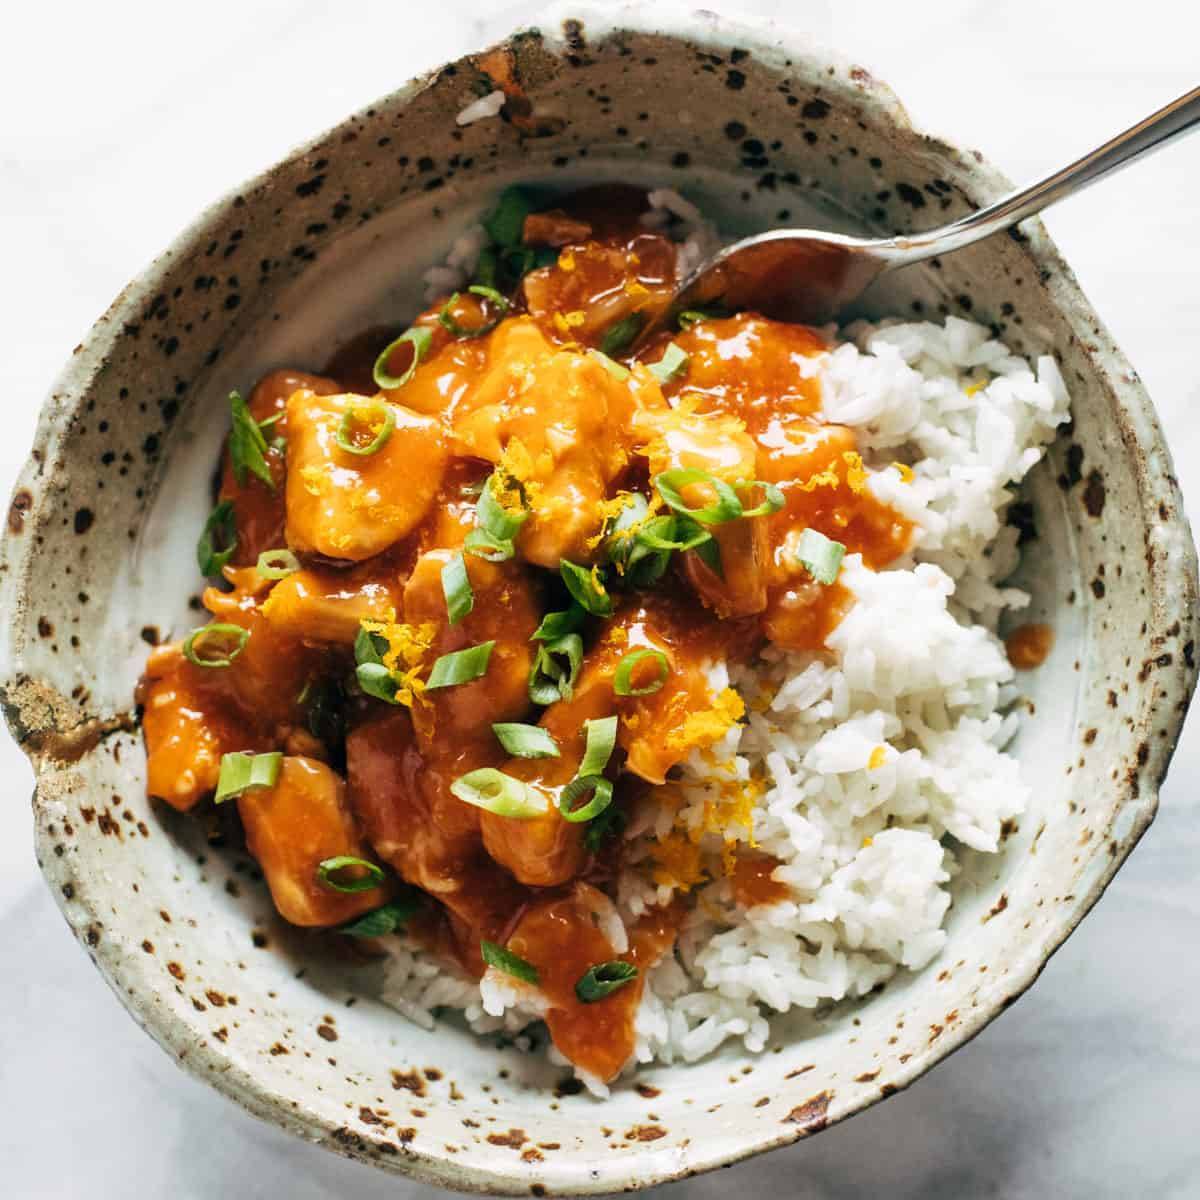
xmin=575 ymin=960 xmax=639 ymax=1002
xmin=354 ymin=626 xmax=400 ymax=705
xmin=335 ymin=400 xmax=395 ymax=456
xmin=228 ymin=390 xmax=274 ymax=490
xmin=579 ymin=715 xmax=618 ymax=777
xmin=584 ymin=802 xmax=625 ymax=852
xmin=451 ymin=767 xmax=548 ymax=818
xmin=481 ymin=938 xmax=540 ymax=985
xmin=614 ymin=648 xmax=670 ymax=696
xmin=256 ymin=548 xmax=300 ymax=580
xmin=316 ymin=856 xmax=386 ymax=894
xmin=600 ymin=312 xmax=646 ymax=357
xmin=441 ymin=552 xmax=474 ymax=625
xmin=373 ymin=326 xmax=434 ymax=390
xmin=532 ymin=604 xmax=586 ymax=642
xmin=528 ymin=633 xmax=584 ymax=705
xmin=214 ymin=751 xmax=282 ymax=804
xmin=438 ymin=285 xmax=509 ymax=339
xmin=483 ymin=187 xmax=536 ymax=249
xmin=647 ymin=342 xmax=689 ymax=385
xmin=340 ymin=896 xmax=421 ymax=938
xmin=425 ymin=641 xmax=494 ymax=689
xmin=735 ymin=479 xmax=786 ymax=518
xmin=492 ymin=723 xmax=560 ymax=759
xmin=560 ymin=560 xmax=614 ymax=616
xmin=557 ymin=775 xmax=614 ymax=823
xmin=588 ymin=349 xmax=631 ymax=380
xmin=654 ymin=468 xmax=743 ymax=524
xmin=796 ymin=528 xmax=846 ymax=585
xmin=197 ymin=500 xmax=238 ymax=576
xmin=182 ymin=623 xmax=249 ymax=668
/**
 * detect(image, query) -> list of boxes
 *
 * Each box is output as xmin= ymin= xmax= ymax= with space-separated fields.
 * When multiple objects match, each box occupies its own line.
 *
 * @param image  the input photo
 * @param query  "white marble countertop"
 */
xmin=3 ymin=3 xmax=1199 ymax=1196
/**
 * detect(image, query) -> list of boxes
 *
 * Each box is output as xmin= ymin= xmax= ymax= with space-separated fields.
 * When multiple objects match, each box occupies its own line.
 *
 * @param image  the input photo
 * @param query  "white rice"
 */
xmin=396 ymin=191 xmax=1071 ymax=1092
xmin=455 ymin=89 xmax=506 ymax=127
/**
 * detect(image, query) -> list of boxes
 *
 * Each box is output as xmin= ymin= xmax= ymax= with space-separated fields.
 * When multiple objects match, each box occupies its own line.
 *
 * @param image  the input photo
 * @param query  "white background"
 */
xmin=3 ymin=2 xmax=1199 ymax=1197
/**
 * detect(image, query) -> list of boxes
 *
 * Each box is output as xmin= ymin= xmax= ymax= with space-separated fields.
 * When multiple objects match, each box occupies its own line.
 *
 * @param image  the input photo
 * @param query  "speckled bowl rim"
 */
xmin=3 ymin=4 xmax=1197 ymax=1194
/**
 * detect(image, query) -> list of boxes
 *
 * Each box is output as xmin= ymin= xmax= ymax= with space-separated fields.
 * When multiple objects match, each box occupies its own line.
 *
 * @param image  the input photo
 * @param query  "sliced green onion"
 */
xmin=304 ymin=677 xmax=346 ymax=751
xmin=600 ymin=313 xmax=645 ymax=357
xmin=214 ymin=751 xmax=282 ymax=804
xmin=340 ymin=896 xmax=421 ymax=938
xmin=335 ymin=400 xmax=395 ymax=457
xmin=483 ymin=187 xmax=536 ymax=249
xmin=796 ymin=528 xmax=846 ymax=585
xmin=481 ymin=938 xmax=540 ymax=985
xmin=557 ymin=775 xmax=614 ymax=823
xmin=473 ymin=245 xmax=499 ymax=290
xmin=575 ymin=960 xmax=638 ymax=1002
xmin=183 ymin=623 xmax=249 ymax=668
xmin=648 ymin=342 xmax=690 ymax=385
xmin=256 ymin=548 xmax=300 ymax=580
xmin=588 ymin=349 xmax=631 ymax=381
xmin=532 ymin=605 xmax=586 ymax=641
xmin=354 ymin=625 xmax=387 ymax=667
xmin=441 ymin=553 xmax=474 ymax=625
xmin=354 ymin=627 xmax=400 ymax=704
xmin=579 ymin=715 xmax=618 ymax=778
xmin=477 ymin=471 xmax=529 ymax=541
xmin=492 ymin=723 xmax=560 ymax=759
xmin=257 ymin=411 xmax=284 ymax=431
xmin=197 ymin=500 xmax=238 ymax=576
xmin=694 ymin=535 xmax=724 ymax=577
xmin=677 ymin=309 xmax=719 ymax=331
xmin=463 ymin=528 xmax=515 ymax=562
xmin=316 ymin=855 xmax=386 ymax=894
xmin=614 ymin=648 xmax=670 ymax=696
xmin=528 ymin=633 xmax=584 ymax=706
xmin=425 ymin=641 xmax=494 ymax=690
xmin=438 ymin=286 xmax=509 ymax=339
xmin=373 ymin=326 xmax=434 ymax=390
xmin=228 ymin=390 xmax=275 ymax=491
xmin=655 ymin=468 xmax=743 ymax=525
xmin=451 ymin=768 xmax=547 ymax=818
xmin=634 ymin=514 xmax=712 ymax=553
xmin=584 ymin=801 xmax=625 ymax=852
xmin=735 ymin=479 xmax=786 ymax=518
xmin=560 ymin=560 xmax=614 ymax=617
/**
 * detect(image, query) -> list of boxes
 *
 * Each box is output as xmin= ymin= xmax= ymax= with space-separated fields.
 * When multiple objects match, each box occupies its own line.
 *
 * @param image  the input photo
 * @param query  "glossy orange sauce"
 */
xmin=140 ymin=186 xmax=921 ymax=1083
xmin=1005 ymin=622 xmax=1055 ymax=669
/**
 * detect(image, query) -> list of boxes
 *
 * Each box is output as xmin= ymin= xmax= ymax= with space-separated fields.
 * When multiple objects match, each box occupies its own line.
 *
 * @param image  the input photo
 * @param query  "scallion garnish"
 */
xmin=483 ymin=187 xmax=536 ymax=249
xmin=451 ymin=768 xmax=547 ymax=818
xmin=796 ymin=528 xmax=846 ymax=585
xmin=228 ymin=391 xmax=275 ymax=490
xmin=304 ymin=677 xmax=346 ymax=752
xmin=575 ymin=960 xmax=639 ymax=1002
xmin=354 ymin=627 xmax=400 ymax=705
xmin=634 ymin=513 xmax=712 ymax=553
xmin=438 ymin=285 xmax=509 ymax=339
xmin=316 ymin=855 xmax=386 ymax=894
xmin=600 ymin=313 xmax=646 ymax=357
xmin=441 ymin=552 xmax=474 ymax=625
xmin=654 ymin=468 xmax=743 ymax=525
xmin=335 ymin=400 xmax=395 ymax=457
xmin=677 ymin=309 xmax=719 ymax=331
xmin=425 ymin=641 xmax=494 ymax=690
xmin=588 ymin=348 xmax=631 ymax=380
xmin=735 ymin=479 xmax=786 ymax=518
xmin=196 ymin=500 xmax=238 ymax=576
xmin=477 ymin=471 xmax=528 ymax=541
xmin=256 ymin=548 xmax=300 ymax=580
xmin=584 ymin=802 xmax=625 ymax=852
xmin=182 ymin=623 xmax=249 ymax=669
xmin=481 ymin=938 xmax=540 ymax=985
xmin=647 ymin=342 xmax=689 ymax=385
xmin=214 ymin=751 xmax=282 ymax=804
xmin=463 ymin=528 xmax=514 ymax=562
xmin=528 ymin=633 xmax=584 ymax=705
xmin=532 ymin=604 xmax=586 ymax=641
xmin=694 ymin=535 xmax=724 ymax=577
xmin=560 ymin=560 xmax=614 ymax=616
xmin=492 ymin=723 xmax=560 ymax=759
xmin=613 ymin=648 xmax=670 ymax=696
xmin=373 ymin=325 xmax=433 ymax=390
xmin=557 ymin=775 xmax=614 ymax=823
xmin=340 ymin=896 xmax=421 ymax=938
xmin=579 ymin=715 xmax=618 ymax=777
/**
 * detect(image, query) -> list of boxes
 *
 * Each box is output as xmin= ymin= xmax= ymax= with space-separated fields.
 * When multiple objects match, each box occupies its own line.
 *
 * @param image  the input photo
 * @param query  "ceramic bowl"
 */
xmin=3 ymin=4 xmax=1196 ymax=1194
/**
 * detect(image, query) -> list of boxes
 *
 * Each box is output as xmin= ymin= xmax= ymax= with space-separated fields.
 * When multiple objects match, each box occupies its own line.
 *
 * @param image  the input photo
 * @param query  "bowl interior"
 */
xmin=5 ymin=12 xmax=1192 ymax=1195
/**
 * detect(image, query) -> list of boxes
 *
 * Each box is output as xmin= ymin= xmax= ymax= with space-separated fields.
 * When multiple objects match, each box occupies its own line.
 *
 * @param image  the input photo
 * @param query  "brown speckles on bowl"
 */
xmin=1 ymin=6 xmax=1195 ymax=1197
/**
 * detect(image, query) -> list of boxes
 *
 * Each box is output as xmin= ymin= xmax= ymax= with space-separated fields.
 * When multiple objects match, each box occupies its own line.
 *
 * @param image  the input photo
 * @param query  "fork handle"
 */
xmin=883 ymin=84 xmax=1200 ymax=265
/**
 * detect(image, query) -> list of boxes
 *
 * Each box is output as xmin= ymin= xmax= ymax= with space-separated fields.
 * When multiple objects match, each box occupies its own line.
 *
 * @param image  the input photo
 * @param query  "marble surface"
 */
xmin=3 ymin=2 xmax=1199 ymax=1196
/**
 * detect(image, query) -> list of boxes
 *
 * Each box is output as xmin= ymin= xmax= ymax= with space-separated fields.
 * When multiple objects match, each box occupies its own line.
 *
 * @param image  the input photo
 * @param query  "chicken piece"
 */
xmin=285 ymin=390 xmax=447 ymax=561
xmin=500 ymin=882 xmax=639 ymax=1083
xmin=637 ymin=404 xmax=769 ymax=617
xmin=261 ymin=559 xmax=404 ymax=645
xmin=141 ymin=666 xmax=257 ymax=811
xmin=218 ymin=369 xmax=341 ymax=565
xmin=450 ymin=317 xmax=647 ymax=567
xmin=481 ymin=595 xmax=754 ymax=887
xmin=346 ymin=709 xmax=526 ymax=938
xmin=239 ymin=756 xmax=389 ymax=927
xmin=402 ymin=547 xmax=540 ymax=748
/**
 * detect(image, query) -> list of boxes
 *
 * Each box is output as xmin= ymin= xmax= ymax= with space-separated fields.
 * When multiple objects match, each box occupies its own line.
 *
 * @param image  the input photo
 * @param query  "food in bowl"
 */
xmin=137 ymin=185 xmax=1069 ymax=1093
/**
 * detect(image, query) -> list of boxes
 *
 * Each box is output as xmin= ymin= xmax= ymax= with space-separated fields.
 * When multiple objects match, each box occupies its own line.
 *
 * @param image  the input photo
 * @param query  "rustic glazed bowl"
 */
xmin=3 ymin=4 xmax=1196 ymax=1194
